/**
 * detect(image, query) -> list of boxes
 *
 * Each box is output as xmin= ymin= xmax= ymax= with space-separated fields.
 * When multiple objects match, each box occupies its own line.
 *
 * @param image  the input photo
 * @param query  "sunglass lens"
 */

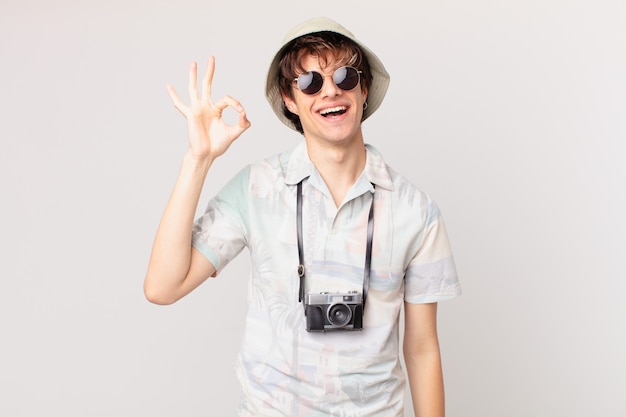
xmin=296 ymin=67 xmax=360 ymax=95
xmin=334 ymin=67 xmax=360 ymax=91
xmin=298 ymin=71 xmax=323 ymax=95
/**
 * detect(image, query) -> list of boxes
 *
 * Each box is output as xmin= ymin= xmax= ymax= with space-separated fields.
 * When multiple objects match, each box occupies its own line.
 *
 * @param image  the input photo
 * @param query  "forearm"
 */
xmin=144 ymin=57 xmax=250 ymax=304
xmin=404 ymin=347 xmax=445 ymax=417
xmin=403 ymin=302 xmax=445 ymax=417
xmin=144 ymin=153 xmax=213 ymax=303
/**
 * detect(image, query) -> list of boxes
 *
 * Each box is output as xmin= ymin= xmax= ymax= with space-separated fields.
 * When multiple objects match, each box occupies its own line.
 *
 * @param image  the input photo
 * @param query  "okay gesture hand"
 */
xmin=167 ymin=56 xmax=251 ymax=161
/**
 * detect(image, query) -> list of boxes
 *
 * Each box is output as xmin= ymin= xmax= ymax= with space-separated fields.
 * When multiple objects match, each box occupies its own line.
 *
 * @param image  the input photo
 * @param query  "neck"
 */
xmin=306 ymin=139 xmax=367 ymax=207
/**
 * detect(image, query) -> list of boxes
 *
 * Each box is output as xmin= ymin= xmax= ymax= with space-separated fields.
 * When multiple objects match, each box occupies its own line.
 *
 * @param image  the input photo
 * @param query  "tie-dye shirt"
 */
xmin=192 ymin=142 xmax=461 ymax=417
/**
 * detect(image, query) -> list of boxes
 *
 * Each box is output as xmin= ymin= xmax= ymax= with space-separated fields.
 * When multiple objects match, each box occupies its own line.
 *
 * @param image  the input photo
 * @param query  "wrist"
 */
xmin=177 ymin=152 xmax=213 ymax=185
xmin=182 ymin=151 xmax=214 ymax=171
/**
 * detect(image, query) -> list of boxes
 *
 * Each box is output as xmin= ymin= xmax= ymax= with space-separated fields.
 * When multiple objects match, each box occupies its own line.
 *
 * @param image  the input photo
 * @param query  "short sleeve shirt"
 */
xmin=192 ymin=142 xmax=461 ymax=417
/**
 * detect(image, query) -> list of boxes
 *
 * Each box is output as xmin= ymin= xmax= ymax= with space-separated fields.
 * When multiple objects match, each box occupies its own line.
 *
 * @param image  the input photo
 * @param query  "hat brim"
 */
xmin=265 ymin=17 xmax=390 ymax=131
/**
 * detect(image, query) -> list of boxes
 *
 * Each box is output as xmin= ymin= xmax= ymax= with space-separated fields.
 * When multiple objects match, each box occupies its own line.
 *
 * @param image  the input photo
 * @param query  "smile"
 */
xmin=320 ymin=106 xmax=347 ymax=117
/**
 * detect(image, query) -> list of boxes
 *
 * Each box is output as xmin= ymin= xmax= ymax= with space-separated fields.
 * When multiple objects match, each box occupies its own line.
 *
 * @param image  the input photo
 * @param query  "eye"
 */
xmin=296 ymin=71 xmax=323 ymax=94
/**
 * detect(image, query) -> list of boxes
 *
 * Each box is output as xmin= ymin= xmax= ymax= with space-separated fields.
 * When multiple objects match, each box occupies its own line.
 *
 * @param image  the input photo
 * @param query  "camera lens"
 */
xmin=327 ymin=303 xmax=352 ymax=327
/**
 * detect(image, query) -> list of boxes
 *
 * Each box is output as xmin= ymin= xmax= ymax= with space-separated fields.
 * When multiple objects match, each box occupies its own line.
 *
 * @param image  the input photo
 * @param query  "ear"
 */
xmin=282 ymin=94 xmax=299 ymax=115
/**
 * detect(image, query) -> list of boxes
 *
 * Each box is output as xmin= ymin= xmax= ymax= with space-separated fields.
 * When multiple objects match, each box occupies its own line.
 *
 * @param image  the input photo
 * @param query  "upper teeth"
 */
xmin=320 ymin=106 xmax=346 ymax=115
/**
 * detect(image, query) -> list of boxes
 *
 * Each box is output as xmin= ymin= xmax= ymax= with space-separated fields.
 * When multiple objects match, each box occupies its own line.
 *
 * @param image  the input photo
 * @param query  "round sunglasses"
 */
xmin=294 ymin=66 xmax=363 ymax=95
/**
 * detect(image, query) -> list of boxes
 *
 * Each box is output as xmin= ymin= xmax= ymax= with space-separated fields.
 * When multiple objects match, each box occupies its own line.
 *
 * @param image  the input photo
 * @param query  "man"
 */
xmin=145 ymin=16 xmax=461 ymax=417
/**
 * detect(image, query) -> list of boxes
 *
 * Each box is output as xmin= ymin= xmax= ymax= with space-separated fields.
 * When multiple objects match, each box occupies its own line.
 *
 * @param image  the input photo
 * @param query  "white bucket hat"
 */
xmin=265 ymin=16 xmax=390 ymax=131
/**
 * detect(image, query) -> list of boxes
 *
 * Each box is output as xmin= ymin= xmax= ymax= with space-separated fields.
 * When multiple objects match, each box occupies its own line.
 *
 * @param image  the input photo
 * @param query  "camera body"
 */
xmin=304 ymin=291 xmax=364 ymax=332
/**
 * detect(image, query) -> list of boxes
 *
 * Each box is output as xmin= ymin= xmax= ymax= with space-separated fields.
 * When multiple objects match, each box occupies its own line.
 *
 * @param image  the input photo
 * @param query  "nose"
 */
xmin=319 ymin=74 xmax=341 ymax=97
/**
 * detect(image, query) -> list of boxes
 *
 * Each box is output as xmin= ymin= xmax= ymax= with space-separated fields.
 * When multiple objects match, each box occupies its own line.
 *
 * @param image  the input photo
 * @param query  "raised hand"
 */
xmin=167 ymin=56 xmax=251 ymax=161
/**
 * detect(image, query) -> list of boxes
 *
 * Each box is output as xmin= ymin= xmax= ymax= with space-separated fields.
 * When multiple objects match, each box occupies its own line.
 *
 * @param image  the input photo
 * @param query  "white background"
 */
xmin=1 ymin=1 xmax=624 ymax=416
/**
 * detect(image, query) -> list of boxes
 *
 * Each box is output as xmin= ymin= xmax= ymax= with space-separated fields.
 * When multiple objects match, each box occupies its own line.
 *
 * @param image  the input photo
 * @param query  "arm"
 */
xmin=144 ymin=57 xmax=251 ymax=305
xmin=403 ymin=302 xmax=445 ymax=417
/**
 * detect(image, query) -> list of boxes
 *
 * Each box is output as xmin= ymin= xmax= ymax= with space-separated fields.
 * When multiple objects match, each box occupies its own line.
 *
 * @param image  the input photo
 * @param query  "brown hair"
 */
xmin=277 ymin=31 xmax=372 ymax=134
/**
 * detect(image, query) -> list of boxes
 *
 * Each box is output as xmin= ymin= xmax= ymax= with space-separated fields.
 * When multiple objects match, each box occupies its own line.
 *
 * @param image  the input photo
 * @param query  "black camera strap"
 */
xmin=296 ymin=180 xmax=375 ymax=309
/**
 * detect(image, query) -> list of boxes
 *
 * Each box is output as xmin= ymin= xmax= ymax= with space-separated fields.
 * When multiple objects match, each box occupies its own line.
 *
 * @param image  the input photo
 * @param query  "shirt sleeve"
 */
xmin=404 ymin=201 xmax=461 ymax=303
xmin=191 ymin=166 xmax=250 ymax=274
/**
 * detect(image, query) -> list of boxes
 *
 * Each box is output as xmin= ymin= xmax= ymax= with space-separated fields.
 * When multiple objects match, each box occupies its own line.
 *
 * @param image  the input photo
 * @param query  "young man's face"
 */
xmin=283 ymin=53 xmax=368 ymax=146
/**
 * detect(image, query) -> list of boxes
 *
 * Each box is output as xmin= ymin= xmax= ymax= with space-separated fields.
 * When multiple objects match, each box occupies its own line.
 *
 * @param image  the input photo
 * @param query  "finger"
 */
xmin=216 ymin=96 xmax=252 ymax=132
xmin=213 ymin=96 xmax=232 ymax=115
xmin=233 ymin=108 xmax=251 ymax=133
xmin=201 ymin=56 xmax=215 ymax=102
xmin=229 ymin=113 xmax=251 ymax=139
xmin=166 ymin=84 xmax=188 ymax=114
xmin=231 ymin=101 xmax=251 ymax=130
xmin=188 ymin=61 xmax=199 ymax=101
xmin=213 ymin=95 xmax=244 ymax=114
xmin=213 ymin=96 xmax=245 ymax=124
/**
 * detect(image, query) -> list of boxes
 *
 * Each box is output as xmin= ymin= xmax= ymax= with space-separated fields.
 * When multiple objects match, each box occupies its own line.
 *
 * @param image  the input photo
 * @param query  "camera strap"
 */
xmin=296 ymin=180 xmax=375 ymax=309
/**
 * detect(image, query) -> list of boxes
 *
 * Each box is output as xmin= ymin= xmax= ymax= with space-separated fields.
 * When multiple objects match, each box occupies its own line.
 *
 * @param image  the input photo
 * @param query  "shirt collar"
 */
xmin=284 ymin=142 xmax=394 ymax=191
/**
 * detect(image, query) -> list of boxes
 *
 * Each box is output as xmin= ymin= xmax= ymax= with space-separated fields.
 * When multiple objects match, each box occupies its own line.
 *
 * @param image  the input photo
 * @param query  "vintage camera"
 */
xmin=304 ymin=291 xmax=364 ymax=332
